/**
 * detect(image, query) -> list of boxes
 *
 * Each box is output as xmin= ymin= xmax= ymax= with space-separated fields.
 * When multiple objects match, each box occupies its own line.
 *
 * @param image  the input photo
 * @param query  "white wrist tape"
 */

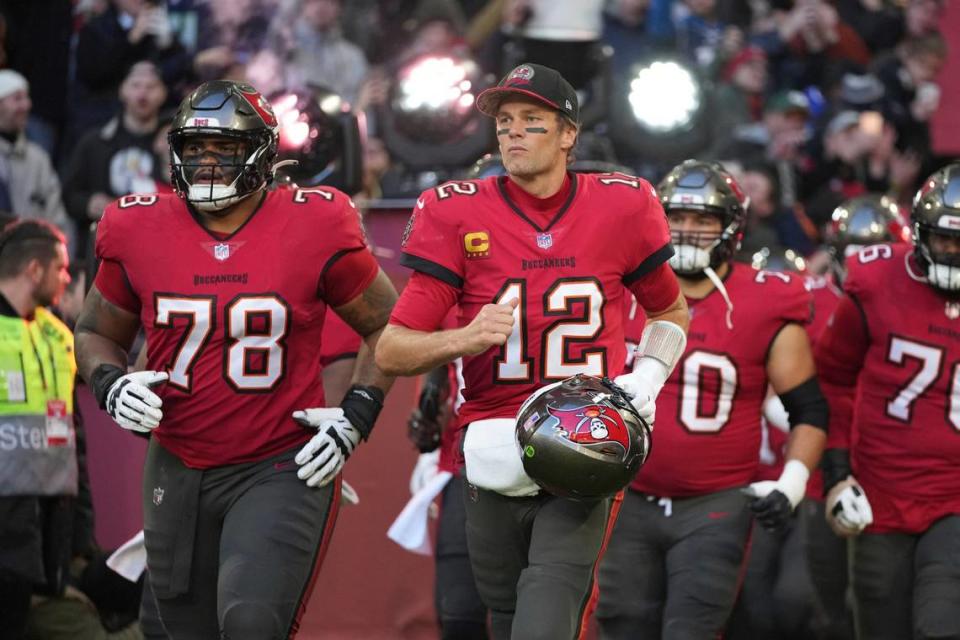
xmin=636 ymin=320 xmax=687 ymax=377
xmin=778 ymin=459 xmax=810 ymax=508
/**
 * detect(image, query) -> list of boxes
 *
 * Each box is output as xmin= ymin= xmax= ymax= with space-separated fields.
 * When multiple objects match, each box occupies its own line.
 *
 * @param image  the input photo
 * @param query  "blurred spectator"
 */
xmin=705 ymin=45 xmax=769 ymax=158
xmin=354 ymin=135 xmax=392 ymax=202
xmin=737 ymin=161 xmax=817 ymax=256
xmin=0 ymin=1 xmax=73 ymax=159
xmin=801 ymin=109 xmax=888 ymax=226
xmin=63 ymin=61 xmax=168 ymax=258
xmin=903 ymin=0 xmax=943 ymax=40
xmin=0 ymin=220 xmax=87 ymax=640
xmin=602 ymin=0 xmax=665 ymax=82
xmin=497 ymin=0 xmax=605 ymax=89
xmin=0 ymin=71 xmax=74 ymax=249
xmin=71 ymin=0 xmax=189 ymax=155
xmin=754 ymin=0 xmax=869 ymax=90
xmin=193 ymin=0 xmax=271 ymax=80
xmin=267 ymin=0 xmax=369 ymax=105
xmin=835 ymin=0 xmax=903 ymax=54
xmin=675 ymin=0 xmax=743 ymax=71
xmin=243 ymin=49 xmax=290 ymax=98
xmin=872 ymin=32 xmax=947 ymax=156
xmin=399 ymin=0 xmax=469 ymax=63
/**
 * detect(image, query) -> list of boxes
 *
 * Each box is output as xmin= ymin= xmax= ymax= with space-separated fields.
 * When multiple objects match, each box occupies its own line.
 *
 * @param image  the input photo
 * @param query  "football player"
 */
xmin=74 ymin=80 xmax=397 ymax=639
xmin=727 ymin=246 xmax=846 ymax=640
xmin=376 ymin=63 xmax=689 ymax=640
xmin=596 ymin=160 xmax=828 ymax=640
xmin=816 ymin=164 xmax=960 ymax=639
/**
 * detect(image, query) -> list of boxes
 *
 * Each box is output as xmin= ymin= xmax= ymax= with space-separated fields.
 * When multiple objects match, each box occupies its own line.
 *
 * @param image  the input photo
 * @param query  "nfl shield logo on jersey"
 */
xmin=536 ymin=233 xmax=553 ymax=249
xmin=214 ymin=243 xmax=230 ymax=261
xmin=153 ymin=487 xmax=164 ymax=506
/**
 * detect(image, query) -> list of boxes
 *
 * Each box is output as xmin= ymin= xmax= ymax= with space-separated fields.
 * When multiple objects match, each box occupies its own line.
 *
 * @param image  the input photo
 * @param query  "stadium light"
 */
xmin=271 ymin=87 xmax=362 ymax=193
xmin=628 ymin=60 xmax=702 ymax=133
xmin=380 ymin=54 xmax=492 ymax=171
xmin=609 ymin=56 xmax=709 ymax=175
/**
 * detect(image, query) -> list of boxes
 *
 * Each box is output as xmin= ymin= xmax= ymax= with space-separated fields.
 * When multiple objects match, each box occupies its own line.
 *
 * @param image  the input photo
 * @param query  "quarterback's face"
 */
xmin=495 ymin=97 xmax=576 ymax=179
xmin=181 ymin=136 xmax=248 ymax=186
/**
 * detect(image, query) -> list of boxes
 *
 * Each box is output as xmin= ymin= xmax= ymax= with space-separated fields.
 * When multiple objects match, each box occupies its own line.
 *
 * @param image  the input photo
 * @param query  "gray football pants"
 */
xmin=853 ymin=514 xmax=960 ymax=640
xmin=596 ymin=487 xmax=753 ymax=640
xmin=463 ymin=482 xmax=620 ymax=640
xmin=142 ymin=439 xmax=338 ymax=639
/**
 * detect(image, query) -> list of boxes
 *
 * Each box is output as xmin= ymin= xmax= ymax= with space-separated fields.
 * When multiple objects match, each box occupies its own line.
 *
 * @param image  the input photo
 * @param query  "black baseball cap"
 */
xmin=476 ymin=63 xmax=579 ymax=124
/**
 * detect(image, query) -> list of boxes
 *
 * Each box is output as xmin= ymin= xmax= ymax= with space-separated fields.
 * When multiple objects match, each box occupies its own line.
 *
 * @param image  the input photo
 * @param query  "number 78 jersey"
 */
xmin=95 ymin=189 xmax=371 ymax=469
xmin=400 ymin=172 xmax=674 ymax=426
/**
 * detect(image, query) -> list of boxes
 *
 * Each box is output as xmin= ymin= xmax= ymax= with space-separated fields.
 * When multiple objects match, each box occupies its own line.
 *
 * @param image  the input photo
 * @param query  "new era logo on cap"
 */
xmin=476 ymin=63 xmax=579 ymax=123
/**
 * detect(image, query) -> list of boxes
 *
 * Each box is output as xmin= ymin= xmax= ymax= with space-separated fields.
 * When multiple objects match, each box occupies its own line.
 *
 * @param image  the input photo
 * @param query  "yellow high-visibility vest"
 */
xmin=0 ymin=307 xmax=76 ymax=496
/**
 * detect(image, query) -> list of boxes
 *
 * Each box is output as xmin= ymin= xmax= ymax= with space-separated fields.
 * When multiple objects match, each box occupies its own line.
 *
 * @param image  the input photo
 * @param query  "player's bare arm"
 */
xmin=294 ymin=268 xmax=399 ymax=487
xmin=644 ymin=291 xmax=690 ymax=333
xmin=333 ymin=268 xmax=399 ymax=394
xmin=76 ymin=286 xmax=168 ymax=433
xmin=766 ymin=322 xmax=827 ymax=472
xmin=75 ymin=285 xmax=141 ymax=383
xmin=375 ymin=298 xmax=518 ymax=377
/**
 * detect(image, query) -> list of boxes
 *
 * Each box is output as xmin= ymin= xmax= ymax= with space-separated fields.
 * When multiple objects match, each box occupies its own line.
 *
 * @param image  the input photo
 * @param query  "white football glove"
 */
xmin=410 ymin=450 xmax=441 ymax=496
xmin=825 ymin=476 xmax=873 ymax=537
xmin=614 ymin=358 xmax=668 ymax=427
xmin=105 ymin=371 xmax=168 ymax=433
xmin=293 ymin=408 xmax=361 ymax=488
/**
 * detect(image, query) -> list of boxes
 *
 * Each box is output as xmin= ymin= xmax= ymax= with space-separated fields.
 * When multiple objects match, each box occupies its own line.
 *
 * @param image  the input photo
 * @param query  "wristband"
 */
xmin=340 ymin=384 xmax=385 ymax=440
xmin=90 ymin=364 xmax=126 ymax=409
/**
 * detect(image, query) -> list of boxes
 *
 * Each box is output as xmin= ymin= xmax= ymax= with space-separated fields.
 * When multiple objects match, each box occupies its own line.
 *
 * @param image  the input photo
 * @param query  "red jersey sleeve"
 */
xmin=775 ymin=272 xmax=813 ymax=325
xmin=815 ymin=253 xmax=873 ymax=449
xmin=620 ymin=178 xmax=674 ymax=286
xmin=389 ymin=271 xmax=460 ymax=331
xmin=93 ymin=203 xmax=141 ymax=313
xmin=399 ymin=190 xmax=465 ymax=289
xmin=316 ymin=195 xmax=378 ymax=307
xmin=815 ymin=295 xmax=869 ymax=449
xmin=320 ymin=248 xmax=379 ymax=308
xmin=627 ymin=261 xmax=680 ymax=314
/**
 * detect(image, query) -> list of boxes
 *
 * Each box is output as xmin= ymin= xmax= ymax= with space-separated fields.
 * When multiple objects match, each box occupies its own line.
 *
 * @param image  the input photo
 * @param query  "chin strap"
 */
xmin=703 ymin=266 xmax=734 ymax=329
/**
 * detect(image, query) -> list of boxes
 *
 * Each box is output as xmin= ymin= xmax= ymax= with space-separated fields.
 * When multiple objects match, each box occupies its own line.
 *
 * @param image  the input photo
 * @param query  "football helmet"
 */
xmin=826 ymin=194 xmax=908 ymax=281
xmin=168 ymin=80 xmax=279 ymax=211
xmin=515 ymin=375 xmax=651 ymax=500
xmin=657 ymin=160 xmax=749 ymax=275
xmin=912 ymin=163 xmax=960 ymax=291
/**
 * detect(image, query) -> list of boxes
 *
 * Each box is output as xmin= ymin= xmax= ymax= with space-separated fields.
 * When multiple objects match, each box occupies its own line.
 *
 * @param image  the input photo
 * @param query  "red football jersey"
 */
xmin=817 ymin=243 xmax=960 ymax=533
xmin=399 ymin=172 xmax=674 ymax=426
xmin=756 ymin=273 xmax=841 ymax=495
xmin=626 ymin=264 xmax=811 ymax=497
xmin=95 ymin=189 xmax=374 ymax=468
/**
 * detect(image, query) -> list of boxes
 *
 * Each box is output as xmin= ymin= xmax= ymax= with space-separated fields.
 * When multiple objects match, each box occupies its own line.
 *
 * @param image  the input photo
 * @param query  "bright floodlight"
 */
xmin=395 ymin=56 xmax=477 ymax=115
xmin=628 ymin=60 xmax=701 ymax=133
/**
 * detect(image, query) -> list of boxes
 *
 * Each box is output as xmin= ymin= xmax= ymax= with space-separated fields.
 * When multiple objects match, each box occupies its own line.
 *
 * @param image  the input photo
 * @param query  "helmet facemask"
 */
xmin=915 ymin=224 xmax=960 ymax=291
xmin=658 ymin=160 xmax=748 ymax=278
xmin=667 ymin=212 xmax=741 ymax=276
xmin=169 ymin=130 xmax=274 ymax=212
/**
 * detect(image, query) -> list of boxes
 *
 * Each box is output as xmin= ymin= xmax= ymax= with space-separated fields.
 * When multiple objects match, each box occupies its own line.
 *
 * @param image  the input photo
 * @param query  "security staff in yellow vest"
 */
xmin=0 ymin=219 xmax=76 ymax=639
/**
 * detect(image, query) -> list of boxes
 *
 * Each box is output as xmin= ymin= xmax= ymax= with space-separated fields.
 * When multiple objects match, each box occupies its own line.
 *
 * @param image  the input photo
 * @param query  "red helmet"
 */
xmin=516 ymin=375 xmax=651 ymax=500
